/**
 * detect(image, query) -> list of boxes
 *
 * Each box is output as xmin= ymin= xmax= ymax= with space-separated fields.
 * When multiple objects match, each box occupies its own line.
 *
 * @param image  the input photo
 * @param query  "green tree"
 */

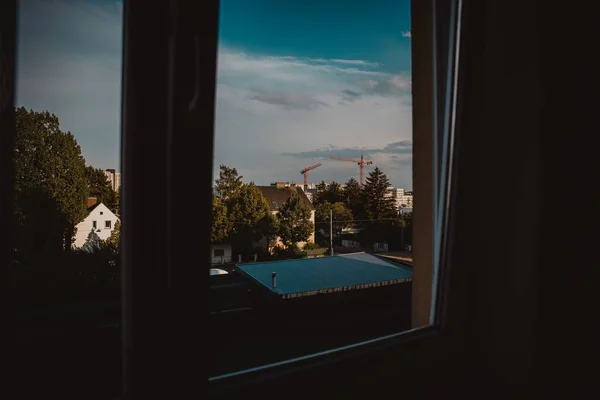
xmin=215 ymin=165 xmax=243 ymax=204
xmin=85 ymin=166 xmax=117 ymax=213
xmin=312 ymin=181 xmax=328 ymax=206
xmin=114 ymin=186 xmax=121 ymax=215
xmin=14 ymin=107 xmax=89 ymax=255
xmin=313 ymin=180 xmax=343 ymax=205
xmin=342 ymin=177 xmax=365 ymax=220
xmin=276 ymin=191 xmax=314 ymax=249
xmin=211 ymin=194 xmax=230 ymax=243
xmin=362 ymin=167 xmax=397 ymax=220
xmin=229 ymin=183 xmax=277 ymax=255
xmin=325 ymin=181 xmax=344 ymax=203
xmin=102 ymin=220 xmax=120 ymax=253
xmin=315 ymin=201 xmax=354 ymax=236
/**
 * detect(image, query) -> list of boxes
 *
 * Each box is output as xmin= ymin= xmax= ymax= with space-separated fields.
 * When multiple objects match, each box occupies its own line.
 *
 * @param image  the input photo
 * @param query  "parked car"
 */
xmin=209 ymin=268 xmax=229 ymax=276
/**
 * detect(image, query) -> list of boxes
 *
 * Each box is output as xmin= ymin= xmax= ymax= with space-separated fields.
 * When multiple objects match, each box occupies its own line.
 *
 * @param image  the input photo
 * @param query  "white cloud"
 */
xmin=389 ymin=74 xmax=412 ymax=91
xmin=15 ymin=0 xmax=412 ymax=187
xmin=215 ymin=48 xmax=413 ymax=188
xmin=217 ymin=48 xmax=386 ymax=88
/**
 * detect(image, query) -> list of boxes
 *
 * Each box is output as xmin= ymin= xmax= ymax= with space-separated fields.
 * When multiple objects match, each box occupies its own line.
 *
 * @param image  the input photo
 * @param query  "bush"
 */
xmin=303 ymin=242 xmax=320 ymax=250
xmin=271 ymin=246 xmax=307 ymax=260
xmin=306 ymin=247 xmax=328 ymax=256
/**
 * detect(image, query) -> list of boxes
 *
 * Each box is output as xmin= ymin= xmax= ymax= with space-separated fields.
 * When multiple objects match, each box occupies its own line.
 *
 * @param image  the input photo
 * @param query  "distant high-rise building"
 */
xmin=105 ymin=169 xmax=121 ymax=192
xmin=394 ymin=188 xmax=413 ymax=209
xmin=385 ymin=187 xmax=414 ymax=210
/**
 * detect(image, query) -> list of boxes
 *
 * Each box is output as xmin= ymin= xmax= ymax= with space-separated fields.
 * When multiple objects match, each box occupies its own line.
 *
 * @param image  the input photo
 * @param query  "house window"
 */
xmin=213 ymin=249 xmax=225 ymax=257
xmin=105 ymin=221 xmax=112 ymax=229
xmin=272 ymin=201 xmax=279 ymax=209
xmin=100 ymin=211 xmax=103 ymax=215
xmin=92 ymin=221 xmax=97 ymax=229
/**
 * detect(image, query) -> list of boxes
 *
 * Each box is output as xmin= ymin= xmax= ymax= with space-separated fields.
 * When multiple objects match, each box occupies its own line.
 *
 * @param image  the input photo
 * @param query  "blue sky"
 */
xmin=16 ymin=0 xmax=413 ymax=188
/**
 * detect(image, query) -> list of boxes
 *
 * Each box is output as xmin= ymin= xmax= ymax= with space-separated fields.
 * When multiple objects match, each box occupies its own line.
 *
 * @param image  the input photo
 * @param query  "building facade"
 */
xmin=104 ymin=169 xmax=121 ymax=192
xmin=211 ymin=244 xmax=233 ymax=265
xmin=73 ymin=198 xmax=120 ymax=250
xmin=390 ymin=188 xmax=413 ymax=209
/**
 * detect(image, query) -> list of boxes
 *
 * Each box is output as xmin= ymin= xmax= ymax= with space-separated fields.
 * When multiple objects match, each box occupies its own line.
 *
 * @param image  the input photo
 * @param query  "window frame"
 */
xmin=204 ymin=0 xmax=469 ymax=392
xmin=118 ymin=0 xmax=472 ymax=397
xmin=209 ymin=1 xmax=460 ymax=392
xmin=1 ymin=0 xmax=542 ymax=398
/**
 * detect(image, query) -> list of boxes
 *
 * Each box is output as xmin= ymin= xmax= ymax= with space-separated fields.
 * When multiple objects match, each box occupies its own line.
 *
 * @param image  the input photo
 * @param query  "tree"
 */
xmin=102 ymin=220 xmax=120 ymax=253
xmin=313 ymin=180 xmax=343 ymax=205
xmin=85 ymin=166 xmax=117 ymax=213
xmin=214 ymin=165 xmax=243 ymax=204
xmin=228 ymin=183 xmax=277 ymax=255
xmin=342 ymin=177 xmax=365 ymax=220
xmin=276 ymin=191 xmax=314 ymax=249
xmin=114 ymin=186 xmax=121 ymax=215
xmin=362 ymin=167 xmax=397 ymax=220
xmin=14 ymin=107 xmax=89 ymax=255
xmin=312 ymin=181 xmax=328 ymax=206
xmin=211 ymin=195 xmax=230 ymax=243
xmin=81 ymin=229 xmax=103 ymax=253
xmin=325 ymin=181 xmax=344 ymax=203
xmin=315 ymin=201 xmax=354 ymax=236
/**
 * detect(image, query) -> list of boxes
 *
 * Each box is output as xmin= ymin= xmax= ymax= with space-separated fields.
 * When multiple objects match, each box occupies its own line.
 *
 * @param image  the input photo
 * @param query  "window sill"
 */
xmin=208 ymin=325 xmax=444 ymax=396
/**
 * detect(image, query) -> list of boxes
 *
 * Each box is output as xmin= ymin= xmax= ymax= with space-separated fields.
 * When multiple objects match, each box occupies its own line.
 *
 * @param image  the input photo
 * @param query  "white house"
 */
xmin=73 ymin=198 xmax=120 ymax=251
xmin=211 ymin=243 xmax=233 ymax=265
xmin=256 ymin=186 xmax=316 ymax=249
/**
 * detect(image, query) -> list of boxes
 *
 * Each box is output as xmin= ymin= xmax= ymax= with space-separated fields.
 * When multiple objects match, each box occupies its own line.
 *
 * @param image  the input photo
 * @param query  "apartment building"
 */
xmin=385 ymin=187 xmax=414 ymax=210
xmin=104 ymin=169 xmax=121 ymax=192
xmin=394 ymin=188 xmax=413 ymax=208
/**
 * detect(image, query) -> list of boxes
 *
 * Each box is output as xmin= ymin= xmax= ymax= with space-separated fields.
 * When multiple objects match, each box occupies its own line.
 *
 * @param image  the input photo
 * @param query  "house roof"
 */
xmin=235 ymin=252 xmax=412 ymax=299
xmin=81 ymin=202 xmax=119 ymax=222
xmin=87 ymin=203 xmax=101 ymax=212
xmin=256 ymin=186 xmax=314 ymax=211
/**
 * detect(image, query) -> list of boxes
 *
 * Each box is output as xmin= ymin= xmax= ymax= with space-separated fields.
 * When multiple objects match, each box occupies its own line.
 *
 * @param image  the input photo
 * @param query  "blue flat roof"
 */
xmin=235 ymin=253 xmax=412 ymax=299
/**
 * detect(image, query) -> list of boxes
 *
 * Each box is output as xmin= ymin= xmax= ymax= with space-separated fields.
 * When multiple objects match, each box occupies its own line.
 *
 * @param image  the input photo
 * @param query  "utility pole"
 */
xmin=330 ymin=209 xmax=334 ymax=256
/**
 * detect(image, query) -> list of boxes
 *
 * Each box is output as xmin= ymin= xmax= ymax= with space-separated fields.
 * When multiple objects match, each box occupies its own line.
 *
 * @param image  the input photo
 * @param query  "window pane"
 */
xmin=211 ymin=0 xmax=418 ymax=378
xmin=11 ymin=0 xmax=123 ymax=398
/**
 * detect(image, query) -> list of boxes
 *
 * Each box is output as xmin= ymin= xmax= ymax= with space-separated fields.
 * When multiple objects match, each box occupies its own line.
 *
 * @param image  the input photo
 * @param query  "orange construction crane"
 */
xmin=300 ymin=163 xmax=322 ymax=187
xmin=330 ymin=154 xmax=373 ymax=186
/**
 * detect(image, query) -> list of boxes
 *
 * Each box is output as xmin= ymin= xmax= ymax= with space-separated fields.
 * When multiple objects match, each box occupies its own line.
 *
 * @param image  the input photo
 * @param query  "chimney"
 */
xmin=87 ymin=197 xmax=98 ymax=208
xmin=272 ymin=272 xmax=277 ymax=288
